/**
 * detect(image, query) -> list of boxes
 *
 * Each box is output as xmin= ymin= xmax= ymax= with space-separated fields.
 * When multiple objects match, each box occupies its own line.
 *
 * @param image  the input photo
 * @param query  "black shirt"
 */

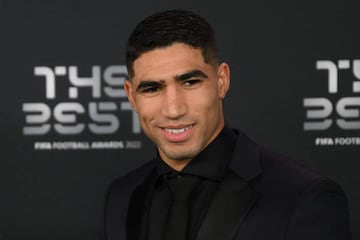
xmin=146 ymin=126 xmax=238 ymax=240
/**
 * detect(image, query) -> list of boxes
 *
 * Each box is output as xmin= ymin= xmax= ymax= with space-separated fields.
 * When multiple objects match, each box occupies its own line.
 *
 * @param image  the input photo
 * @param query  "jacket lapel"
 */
xmin=127 ymin=168 xmax=157 ymax=240
xmin=196 ymin=131 xmax=262 ymax=240
xmin=196 ymin=172 xmax=258 ymax=240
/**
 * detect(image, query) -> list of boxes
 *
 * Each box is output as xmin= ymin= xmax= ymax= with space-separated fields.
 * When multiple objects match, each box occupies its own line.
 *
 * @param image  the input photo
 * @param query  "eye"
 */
xmin=136 ymin=81 xmax=164 ymax=95
xmin=183 ymin=79 xmax=201 ymax=87
xmin=141 ymin=86 xmax=161 ymax=93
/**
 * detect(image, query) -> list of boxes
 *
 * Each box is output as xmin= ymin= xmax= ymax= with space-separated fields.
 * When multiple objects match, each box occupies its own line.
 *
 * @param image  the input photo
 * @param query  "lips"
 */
xmin=161 ymin=124 xmax=194 ymax=142
xmin=164 ymin=125 xmax=193 ymax=134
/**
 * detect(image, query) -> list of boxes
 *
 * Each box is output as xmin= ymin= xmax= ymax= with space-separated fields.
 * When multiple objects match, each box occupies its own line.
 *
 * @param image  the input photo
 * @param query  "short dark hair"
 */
xmin=126 ymin=9 xmax=219 ymax=78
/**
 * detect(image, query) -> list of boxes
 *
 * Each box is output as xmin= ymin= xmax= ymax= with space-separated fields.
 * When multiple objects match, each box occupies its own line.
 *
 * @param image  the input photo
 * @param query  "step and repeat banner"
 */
xmin=0 ymin=0 xmax=359 ymax=239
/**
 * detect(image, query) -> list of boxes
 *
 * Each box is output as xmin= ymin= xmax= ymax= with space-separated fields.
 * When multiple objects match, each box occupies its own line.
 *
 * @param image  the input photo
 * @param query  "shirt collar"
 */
xmin=156 ymin=125 xmax=238 ymax=181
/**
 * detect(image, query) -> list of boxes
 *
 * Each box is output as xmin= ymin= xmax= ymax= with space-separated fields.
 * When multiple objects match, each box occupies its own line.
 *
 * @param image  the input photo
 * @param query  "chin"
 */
xmin=164 ymin=147 xmax=201 ymax=162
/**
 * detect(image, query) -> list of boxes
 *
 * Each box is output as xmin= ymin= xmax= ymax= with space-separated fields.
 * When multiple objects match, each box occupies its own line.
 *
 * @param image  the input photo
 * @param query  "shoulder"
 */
xmin=259 ymin=147 xmax=349 ymax=211
xmin=104 ymin=160 xmax=157 ymax=239
xmin=231 ymin=131 xmax=352 ymax=238
xmin=257 ymin=143 xmax=339 ymax=198
xmin=260 ymin=147 xmax=324 ymax=187
xmin=232 ymin=130 xmax=342 ymax=199
xmin=106 ymin=159 xmax=156 ymax=196
xmin=260 ymin=150 xmax=353 ymax=239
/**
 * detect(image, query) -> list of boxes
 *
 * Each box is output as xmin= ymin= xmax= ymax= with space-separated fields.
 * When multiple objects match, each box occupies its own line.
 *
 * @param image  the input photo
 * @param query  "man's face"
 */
xmin=125 ymin=43 xmax=230 ymax=170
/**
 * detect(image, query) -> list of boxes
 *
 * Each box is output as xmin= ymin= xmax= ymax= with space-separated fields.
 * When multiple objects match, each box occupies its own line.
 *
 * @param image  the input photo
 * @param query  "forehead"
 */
xmin=132 ymin=43 xmax=214 ymax=81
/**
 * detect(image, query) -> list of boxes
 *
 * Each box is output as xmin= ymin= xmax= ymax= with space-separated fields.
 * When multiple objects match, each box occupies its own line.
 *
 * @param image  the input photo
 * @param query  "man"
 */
xmin=105 ymin=9 xmax=352 ymax=240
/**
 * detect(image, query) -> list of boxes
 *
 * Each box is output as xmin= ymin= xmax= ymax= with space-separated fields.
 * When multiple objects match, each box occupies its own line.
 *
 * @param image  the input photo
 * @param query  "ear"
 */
xmin=124 ymin=79 xmax=138 ymax=112
xmin=217 ymin=63 xmax=230 ymax=99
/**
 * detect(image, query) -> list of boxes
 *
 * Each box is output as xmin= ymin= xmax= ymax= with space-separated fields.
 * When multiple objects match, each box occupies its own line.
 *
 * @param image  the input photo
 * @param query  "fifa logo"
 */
xmin=303 ymin=60 xmax=360 ymax=131
xmin=23 ymin=65 xmax=140 ymax=135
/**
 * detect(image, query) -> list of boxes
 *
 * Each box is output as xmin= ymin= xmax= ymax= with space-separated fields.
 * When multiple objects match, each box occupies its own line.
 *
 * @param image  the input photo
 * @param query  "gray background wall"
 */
xmin=0 ymin=0 xmax=359 ymax=239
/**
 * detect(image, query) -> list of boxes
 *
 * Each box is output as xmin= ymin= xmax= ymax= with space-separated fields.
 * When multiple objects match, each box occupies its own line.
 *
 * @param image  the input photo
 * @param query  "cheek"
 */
xmin=193 ymin=90 xmax=222 ymax=121
xmin=136 ymin=99 xmax=160 ymax=123
xmin=195 ymin=87 xmax=220 ymax=109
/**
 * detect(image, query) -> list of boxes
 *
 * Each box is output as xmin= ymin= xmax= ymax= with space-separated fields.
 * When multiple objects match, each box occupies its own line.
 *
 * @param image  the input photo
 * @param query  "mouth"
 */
xmin=164 ymin=125 xmax=193 ymax=134
xmin=161 ymin=124 xmax=194 ymax=142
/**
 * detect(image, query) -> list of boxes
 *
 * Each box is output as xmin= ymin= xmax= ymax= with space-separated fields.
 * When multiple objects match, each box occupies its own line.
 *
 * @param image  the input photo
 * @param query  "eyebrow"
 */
xmin=175 ymin=69 xmax=209 ymax=81
xmin=136 ymin=80 xmax=165 ymax=92
xmin=135 ymin=69 xmax=209 ymax=92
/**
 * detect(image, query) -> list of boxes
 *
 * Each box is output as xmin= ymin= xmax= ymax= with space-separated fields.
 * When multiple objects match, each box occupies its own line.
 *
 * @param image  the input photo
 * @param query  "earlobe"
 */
xmin=217 ymin=63 xmax=230 ymax=98
xmin=124 ymin=80 xmax=138 ymax=112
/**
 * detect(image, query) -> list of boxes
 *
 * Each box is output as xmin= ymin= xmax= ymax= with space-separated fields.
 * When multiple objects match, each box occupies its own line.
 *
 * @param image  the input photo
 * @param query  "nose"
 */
xmin=161 ymin=86 xmax=187 ymax=119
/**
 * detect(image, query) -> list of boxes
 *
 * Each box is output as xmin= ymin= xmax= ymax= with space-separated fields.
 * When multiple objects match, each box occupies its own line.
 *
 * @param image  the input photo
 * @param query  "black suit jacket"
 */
xmin=104 ymin=130 xmax=352 ymax=240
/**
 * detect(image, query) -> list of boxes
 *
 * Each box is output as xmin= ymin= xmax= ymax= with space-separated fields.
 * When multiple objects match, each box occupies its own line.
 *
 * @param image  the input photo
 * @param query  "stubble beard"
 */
xmin=158 ymin=141 xmax=203 ymax=162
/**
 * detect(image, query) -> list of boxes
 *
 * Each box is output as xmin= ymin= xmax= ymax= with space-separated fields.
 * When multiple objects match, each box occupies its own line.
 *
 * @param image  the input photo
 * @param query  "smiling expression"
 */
xmin=125 ymin=43 xmax=230 ymax=170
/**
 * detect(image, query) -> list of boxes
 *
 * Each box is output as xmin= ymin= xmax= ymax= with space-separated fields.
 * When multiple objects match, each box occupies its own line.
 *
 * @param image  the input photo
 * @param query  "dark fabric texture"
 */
xmin=146 ymin=126 xmax=237 ymax=240
xmin=104 ymin=128 xmax=352 ymax=240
